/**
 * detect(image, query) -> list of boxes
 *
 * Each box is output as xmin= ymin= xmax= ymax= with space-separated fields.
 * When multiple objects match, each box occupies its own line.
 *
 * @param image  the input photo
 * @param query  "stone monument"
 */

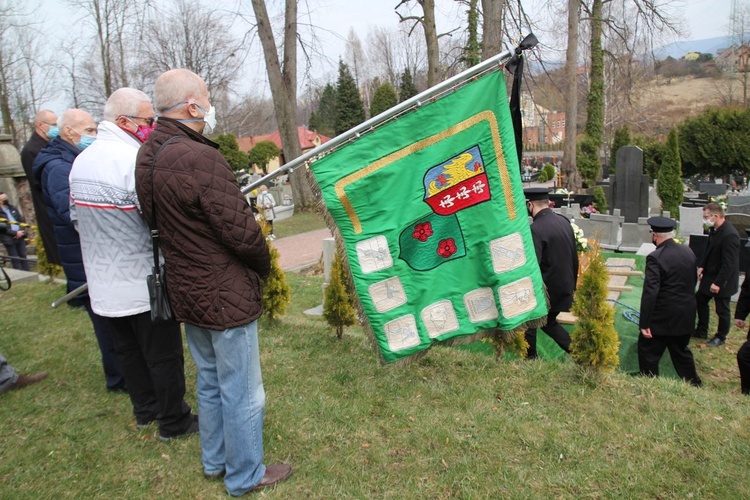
xmin=611 ymin=146 xmax=649 ymax=223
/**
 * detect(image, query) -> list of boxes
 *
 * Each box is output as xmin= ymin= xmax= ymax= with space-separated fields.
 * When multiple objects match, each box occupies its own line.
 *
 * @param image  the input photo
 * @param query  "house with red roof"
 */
xmin=237 ymin=127 xmax=332 ymax=174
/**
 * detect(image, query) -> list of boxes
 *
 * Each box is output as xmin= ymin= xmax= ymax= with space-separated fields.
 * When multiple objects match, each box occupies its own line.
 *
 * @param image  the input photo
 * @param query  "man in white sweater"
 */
xmin=69 ymin=88 xmax=197 ymax=441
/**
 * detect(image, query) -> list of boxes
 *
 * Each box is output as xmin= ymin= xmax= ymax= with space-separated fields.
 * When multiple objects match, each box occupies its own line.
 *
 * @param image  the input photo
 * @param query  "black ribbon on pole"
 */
xmin=506 ymin=33 xmax=539 ymax=172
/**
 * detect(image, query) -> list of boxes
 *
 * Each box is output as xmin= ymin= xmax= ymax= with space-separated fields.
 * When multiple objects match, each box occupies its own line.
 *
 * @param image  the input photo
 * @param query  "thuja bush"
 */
xmin=262 ymin=243 xmax=291 ymax=320
xmin=323 ymin=251 xmax=357 ymax=339
xmin=593 ymin=185 xmax=608 ymax=214
xmin=34 ymin=232 xmax=62 ymax=282
xmin=570 ymin=244 xmax=619 ymax=373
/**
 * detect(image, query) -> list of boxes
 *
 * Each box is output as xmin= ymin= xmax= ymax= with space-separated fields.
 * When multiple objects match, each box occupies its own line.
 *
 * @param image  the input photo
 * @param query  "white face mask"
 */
xmin=200 ymin=104 xmax=217 ymax=136
xmin=704 ymin=217 xmax=714 ymax=228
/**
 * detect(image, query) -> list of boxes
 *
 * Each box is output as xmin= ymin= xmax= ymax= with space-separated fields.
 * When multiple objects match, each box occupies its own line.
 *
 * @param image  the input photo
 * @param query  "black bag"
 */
xmin=145 ymin=136 xmax=185 ymax=323
xmin=147 ymin=264 xmax=172 ymax=322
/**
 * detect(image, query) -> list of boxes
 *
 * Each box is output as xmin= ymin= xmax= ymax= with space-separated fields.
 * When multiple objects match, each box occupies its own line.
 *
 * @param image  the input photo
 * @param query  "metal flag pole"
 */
xmin=51 ymin=283 xmax=88 ymax=308
xmin=242 ymin=49 xmax=513 ymax=194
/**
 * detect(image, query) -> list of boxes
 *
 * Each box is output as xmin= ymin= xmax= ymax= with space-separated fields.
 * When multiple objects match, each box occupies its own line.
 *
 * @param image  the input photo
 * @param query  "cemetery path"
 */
xmin=274 ymin=228 xmax=333 ymax=271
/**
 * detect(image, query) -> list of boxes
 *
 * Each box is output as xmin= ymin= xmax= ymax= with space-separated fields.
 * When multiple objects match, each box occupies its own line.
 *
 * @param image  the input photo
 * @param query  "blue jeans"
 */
xmin=185 ymin=322 xmax=266 ymax=496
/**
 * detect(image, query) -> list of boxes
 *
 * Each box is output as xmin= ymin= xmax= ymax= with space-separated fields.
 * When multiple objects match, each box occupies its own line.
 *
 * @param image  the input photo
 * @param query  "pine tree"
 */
xmin=308 ymin=83 xmax=338 ymax=137
xmin=398 ymin=68 xmax=418 ymax=103
xmin=262 ymin=242 xmax=291 ymax=321
xmin=657 ymin=128 xmax=684 ymax=219
xmin=323 ymin=251 xmax=357 ymax=339
xmin=609 ymin=125 xmax=631 ymax=175
xmin=570 ymin=243 xmax=619 ymax=373
xmin=335 ymin=61 xmax=365 ymax=135
xmin=370 ymin=82 xmax=398 ymax=118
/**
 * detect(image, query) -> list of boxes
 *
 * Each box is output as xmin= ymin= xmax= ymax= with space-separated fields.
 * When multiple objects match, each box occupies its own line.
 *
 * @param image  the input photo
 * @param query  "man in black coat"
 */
xmin=523 ymin=188 xmax=579 ymax=358
xmin=696 ymin=202 xmax=740 ymax=347
xmin=733 ymin=269 xmax=750 ymax=395
xmin=638 ymin=217 xmax=702 ymax=386
xmin=20 ymin=109 xmax=61 ymax=266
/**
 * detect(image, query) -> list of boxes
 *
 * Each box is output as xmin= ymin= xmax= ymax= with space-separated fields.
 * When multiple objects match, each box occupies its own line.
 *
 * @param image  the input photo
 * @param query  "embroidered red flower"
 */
xmin=437 ymin=238 xmax=457 ymax=258
xmin=412 ymin=222 xmax=433 ymax=242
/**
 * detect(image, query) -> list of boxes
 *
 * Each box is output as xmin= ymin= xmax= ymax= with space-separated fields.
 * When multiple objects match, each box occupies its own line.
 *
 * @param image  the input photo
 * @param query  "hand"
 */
xmin=14 ymin=230 xmax=24 ymax=239
xmin=640 ymin=328 xmax=652 ymax=339
xmin=736 ymin=319 xmax=746 ymax=329
xmin=710 ymin=283 xmax=720 ymax=294
xmin=697 ymin=267 xmax=703 ymax=279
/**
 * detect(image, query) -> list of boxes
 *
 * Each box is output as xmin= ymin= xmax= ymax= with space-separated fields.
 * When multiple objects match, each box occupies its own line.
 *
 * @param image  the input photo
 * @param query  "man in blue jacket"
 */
xmin=32 ymin=109 xmax=126 ymax=393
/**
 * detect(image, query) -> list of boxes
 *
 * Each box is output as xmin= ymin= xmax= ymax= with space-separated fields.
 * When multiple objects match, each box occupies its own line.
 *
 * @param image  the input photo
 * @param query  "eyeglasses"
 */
xmin=125 ymin=115 xmax=156 ymax=127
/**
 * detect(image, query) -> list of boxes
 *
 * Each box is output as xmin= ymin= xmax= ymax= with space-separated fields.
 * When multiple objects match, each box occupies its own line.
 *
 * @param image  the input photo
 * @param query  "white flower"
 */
xmin=571 ymin=221 xmax=588 ymax=252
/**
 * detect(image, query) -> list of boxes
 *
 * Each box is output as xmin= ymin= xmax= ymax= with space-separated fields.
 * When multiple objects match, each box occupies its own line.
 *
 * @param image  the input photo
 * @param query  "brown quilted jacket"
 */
xmin=135 ymin=118 xmax=270 ymax=330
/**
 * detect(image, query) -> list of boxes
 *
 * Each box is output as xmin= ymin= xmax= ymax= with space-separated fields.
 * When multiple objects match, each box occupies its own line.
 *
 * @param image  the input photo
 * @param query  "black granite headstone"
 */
xmin=611 ymin=146 xmax=649 ymax=223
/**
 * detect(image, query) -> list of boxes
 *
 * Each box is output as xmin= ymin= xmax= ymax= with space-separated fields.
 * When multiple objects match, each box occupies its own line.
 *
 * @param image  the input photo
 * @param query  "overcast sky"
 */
xmin=32 ymin=0 xmax=732 ymax=110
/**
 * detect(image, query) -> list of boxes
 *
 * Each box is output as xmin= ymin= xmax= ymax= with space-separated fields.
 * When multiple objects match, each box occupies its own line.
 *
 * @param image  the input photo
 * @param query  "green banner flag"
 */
xmin=309 ymin=70 xmax=548 ymax=363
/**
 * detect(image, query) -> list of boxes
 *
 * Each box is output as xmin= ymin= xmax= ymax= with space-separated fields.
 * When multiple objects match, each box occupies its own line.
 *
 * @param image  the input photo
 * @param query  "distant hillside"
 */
xmin=654 ymin=35 xmax=734 ymax=59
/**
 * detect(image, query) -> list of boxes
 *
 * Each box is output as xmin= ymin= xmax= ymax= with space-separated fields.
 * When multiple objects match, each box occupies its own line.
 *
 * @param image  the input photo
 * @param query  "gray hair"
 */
xmin=103 ymin=88 xmax=151 ymax=122
xmin=154 ymin=68 xmax=207 ymax=113
xmin=58 ymin=109 xmax=90 ymax=130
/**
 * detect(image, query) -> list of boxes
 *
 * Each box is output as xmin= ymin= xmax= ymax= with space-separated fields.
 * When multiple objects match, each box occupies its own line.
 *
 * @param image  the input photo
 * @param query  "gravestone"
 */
xmin=678 ymin=206 xmax=705 ymax=237
xmin=649 ymin=185 xmax=661 ymax=215
xmin=698 ymin=182 xmax=729 ymax=198
xmin=585 ymin=211 xmax=623 ymax=250
xmin=611 ymin=146 xmax=649 ymax=223
xmin=725 ymin=213 xmax=750 ymax=236
xmin=727 ymin=202 xmax=750 ymax=215
xmin=620 ymin=218 xmax=652 ymax=252
xmin=728 ymin=195 xmax=750 ymax=208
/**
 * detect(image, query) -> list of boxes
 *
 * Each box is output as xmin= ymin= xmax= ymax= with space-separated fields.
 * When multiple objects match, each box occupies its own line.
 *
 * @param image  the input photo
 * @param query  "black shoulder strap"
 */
xmin=149 ymin=135 xmax=186 ymax=269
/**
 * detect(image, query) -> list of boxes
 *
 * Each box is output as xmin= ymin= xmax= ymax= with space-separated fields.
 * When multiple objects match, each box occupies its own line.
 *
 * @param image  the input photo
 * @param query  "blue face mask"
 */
xmin=47 ymin=125 xmax=60 ymax=140
xmin=75 ymin=134 xmax=96 ymax=150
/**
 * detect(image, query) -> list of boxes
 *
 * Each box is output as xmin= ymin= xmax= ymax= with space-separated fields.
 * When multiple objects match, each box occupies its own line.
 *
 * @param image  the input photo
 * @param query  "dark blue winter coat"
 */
xmin=32 ymin=137 xmax=87 ymax=296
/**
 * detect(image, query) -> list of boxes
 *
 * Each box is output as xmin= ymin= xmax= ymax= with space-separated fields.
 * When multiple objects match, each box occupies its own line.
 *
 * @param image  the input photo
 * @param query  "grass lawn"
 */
xmin=272 ymin=211 xmax=327 ymax=239
xmin=1 ymin=273 xmax=750 ymax=498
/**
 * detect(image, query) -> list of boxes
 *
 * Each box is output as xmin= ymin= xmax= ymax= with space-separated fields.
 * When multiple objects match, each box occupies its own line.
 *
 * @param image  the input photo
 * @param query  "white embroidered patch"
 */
xmin=421 ymin=300 xmax=459 ymax=338
xmin=356 ymin=235 xmax=393 ymax=274
xmin=488 ymin=232 xmax=526 ymax=273
xmin=498 ymin=277 xmax=537 ymax=318
xmin=384 ymin=315 xmax=420 ymax=351
xmin=368 ymin=276 xmax=407 ymax=313
xmin=463 ymin=287 xmax=499 ymax=323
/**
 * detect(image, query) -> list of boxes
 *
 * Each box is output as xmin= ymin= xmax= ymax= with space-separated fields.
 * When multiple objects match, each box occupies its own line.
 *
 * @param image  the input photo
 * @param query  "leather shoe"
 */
xmin=159 ymin=414 xmax=199 ymax=442
xmin=251 ymin=464 xmax=292 ymax=491
xmin=706 ymin=336 xmax=726 ymax=347
xmin=8 ymin=372 xmax=47 ymax=392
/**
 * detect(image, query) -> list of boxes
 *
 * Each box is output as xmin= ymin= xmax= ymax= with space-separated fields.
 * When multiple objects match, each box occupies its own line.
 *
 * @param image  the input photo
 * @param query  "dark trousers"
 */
xmin=3 ymin=238 xmax=29 ymax=271
xmin=525 ymin=311 xmax=571 ymax=359
xmin=696 ymin=291 xmax=731 ymax=339
xmin=83 ymin=299 xmax=126 ymax=390
xmin=107 ymin=312 xmax=192 ymax=435
xmin=638 ymin=333 xmax=702 ymax=387
xmin=738 ymin=339 xmax=750 ymax=395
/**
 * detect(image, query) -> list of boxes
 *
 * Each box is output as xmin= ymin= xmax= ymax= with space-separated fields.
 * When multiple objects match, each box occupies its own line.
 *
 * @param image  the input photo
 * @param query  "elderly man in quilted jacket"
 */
xmin=135 ymin=69 xmax=291 ymax=496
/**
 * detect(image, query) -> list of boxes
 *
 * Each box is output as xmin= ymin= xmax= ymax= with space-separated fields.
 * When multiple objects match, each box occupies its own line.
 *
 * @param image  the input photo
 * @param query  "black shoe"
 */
xmin=107 ymin=384 xmax=128 ymax=394
xmin=159 ymin=414 xmax=199 ymax=442
xmin=706 ymin=336 xmax=726 ymax=347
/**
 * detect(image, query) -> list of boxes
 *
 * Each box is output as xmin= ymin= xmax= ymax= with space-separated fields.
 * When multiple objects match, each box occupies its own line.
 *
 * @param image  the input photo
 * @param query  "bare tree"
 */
xmin=481 ymin=0 xmax=505 ymax=58
xmin=396 ymin=0 xmax=440 ymax=87
xmin=563 ymin=0 xmax=581 ymax=191
xmin=142 ymin=0 xmax=247 ymax=107
xmin=250 ymin=0 xmax=316 ymax=210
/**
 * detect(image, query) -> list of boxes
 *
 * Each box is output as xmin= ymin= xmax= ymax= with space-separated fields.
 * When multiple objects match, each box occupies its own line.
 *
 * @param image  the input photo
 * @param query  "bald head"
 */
xmin=58 ymin=109 xmax=97 ymax=148
xmin=154 ymin=69 xmax=208 ymax=114
xmin=34 ymin=109 xmax=58 ymax=140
